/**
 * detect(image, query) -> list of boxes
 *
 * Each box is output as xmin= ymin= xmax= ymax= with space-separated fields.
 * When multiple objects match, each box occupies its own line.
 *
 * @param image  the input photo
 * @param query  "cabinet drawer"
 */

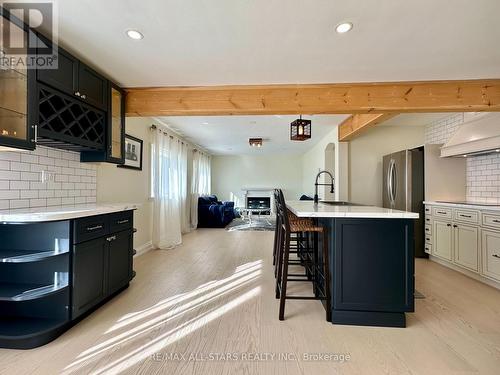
xmin=109 ymin=210 xmax=133 ymax=233
xmin=73 ymin=215 xmax=109 ymax=244
xmin=482 ymin=212 xmax=500 ymax=230
xmin=425 ymin=224 xmax=432 ymax=236
xmin=481 ymin=230 xmax=500 ymax=282
xmin=433 ymin=207 xmax=452 ymax=219
xmin=424 ymin=243 xmax=432 ymax=255
xmin=454 ymin=209 xmax=480 ymax=225
xmin=425 ymin=234 xmax=432 ymax=245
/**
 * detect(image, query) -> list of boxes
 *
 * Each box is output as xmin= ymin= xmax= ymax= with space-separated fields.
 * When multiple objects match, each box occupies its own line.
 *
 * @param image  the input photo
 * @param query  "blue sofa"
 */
xmin=197 ymin=195 xmax=235 ymax=228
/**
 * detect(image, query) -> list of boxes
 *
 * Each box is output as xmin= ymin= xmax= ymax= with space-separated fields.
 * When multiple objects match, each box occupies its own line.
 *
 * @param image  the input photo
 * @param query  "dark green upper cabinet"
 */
xmin=0 ymin=8 xmax=36 ymax=151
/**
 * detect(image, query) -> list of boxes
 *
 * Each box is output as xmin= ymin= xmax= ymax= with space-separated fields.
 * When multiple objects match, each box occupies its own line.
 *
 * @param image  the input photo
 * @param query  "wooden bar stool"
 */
xmin=273 ymin=190 xmax=313 ymax=278
xmin=274 ymin=189 xmax=331 ymax=321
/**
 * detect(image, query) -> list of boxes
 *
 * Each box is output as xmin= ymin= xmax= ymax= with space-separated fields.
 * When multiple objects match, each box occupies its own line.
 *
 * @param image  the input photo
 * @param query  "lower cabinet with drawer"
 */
xmin=425 ymin=203 xmax=500 ymax=289
xmin=481 ymin=230 xmax=500 ymax=282
xmin=72 ymin=210 xmax=135 ymax=319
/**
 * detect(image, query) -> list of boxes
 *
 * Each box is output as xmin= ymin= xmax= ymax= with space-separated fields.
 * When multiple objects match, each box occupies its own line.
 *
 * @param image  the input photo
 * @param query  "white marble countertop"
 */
xmin=424 ymin=201 xmax=500 ymax=212
xmin=286 ymin=201 xmax=419 ymax=219
xmin=0 ymin=203 xmax=139 ymax=223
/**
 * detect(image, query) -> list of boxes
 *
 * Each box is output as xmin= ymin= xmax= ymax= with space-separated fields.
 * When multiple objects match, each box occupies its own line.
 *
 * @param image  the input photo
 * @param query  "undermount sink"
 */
xmin=320 ymin=201 xmax=364 ymax=206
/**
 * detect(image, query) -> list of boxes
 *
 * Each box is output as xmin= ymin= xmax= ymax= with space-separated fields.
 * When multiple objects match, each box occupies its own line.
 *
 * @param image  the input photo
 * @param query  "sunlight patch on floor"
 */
xmin=62 ymin=260 xmax=263 ymax=374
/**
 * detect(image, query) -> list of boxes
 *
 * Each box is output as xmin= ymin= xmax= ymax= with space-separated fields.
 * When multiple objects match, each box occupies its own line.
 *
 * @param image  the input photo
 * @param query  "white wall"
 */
xmin=348 ymin=125 xmax=425 ymax=206
xmin=211 ymin=154 xmax=304 ymax=205
xmin=97 ymin=117 xmax=153 ymax=250
xmin=301 ymin=126 xmax=348 ymax=201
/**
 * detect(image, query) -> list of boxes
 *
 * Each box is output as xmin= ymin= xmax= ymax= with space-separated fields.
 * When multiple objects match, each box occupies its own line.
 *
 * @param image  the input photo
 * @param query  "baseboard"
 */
xmin=429 ymin=255 xmax=500 ymax=291
xmin=135 ymin=241 xmax=153 ymax=257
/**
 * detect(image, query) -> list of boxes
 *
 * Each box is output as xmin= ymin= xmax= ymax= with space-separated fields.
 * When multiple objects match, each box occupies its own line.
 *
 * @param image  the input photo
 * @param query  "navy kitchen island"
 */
xmin=286 ymin=201 xmax=418 ymax=328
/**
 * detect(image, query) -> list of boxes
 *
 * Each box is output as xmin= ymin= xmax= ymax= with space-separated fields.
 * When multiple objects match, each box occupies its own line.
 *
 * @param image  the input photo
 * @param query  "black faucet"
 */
xmin=314 ymin=170 xmax=335 ymax=204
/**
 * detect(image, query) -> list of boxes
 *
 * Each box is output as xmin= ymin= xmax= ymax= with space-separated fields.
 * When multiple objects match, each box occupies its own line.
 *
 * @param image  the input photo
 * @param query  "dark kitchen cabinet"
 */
xmin=80 ymin=83 xmax=125 ymax=164
xmin=108 ymin=230 xmax=134 ymax=295
xmin=37 ymin=46 xmax=78 ymax=96
xmin=37 ymin=51 xmax=107 ymax=111
xmin=72 ymin=237 xmax=107 ymax=319
xmin=77 ymin=64 xmax=108 ymax=110
xmin=72 ymin=212 xmax=135 ymax=320
xmin=0 ymin=8 xmax=37 ymax=151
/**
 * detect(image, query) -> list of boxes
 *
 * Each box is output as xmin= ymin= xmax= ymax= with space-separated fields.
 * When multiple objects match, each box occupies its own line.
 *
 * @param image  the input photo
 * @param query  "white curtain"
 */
xmin=190 ymin=150 xmax=211 ymax=229
xmin=151 ymin=126 xmax=189 ymax=249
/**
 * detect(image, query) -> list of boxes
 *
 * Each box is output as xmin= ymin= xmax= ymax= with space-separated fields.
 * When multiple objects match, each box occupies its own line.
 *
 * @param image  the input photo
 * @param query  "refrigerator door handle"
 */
xmin=391 ymin=160 xmax=398 ymax=206
xmin=388 ymin=159 xmax=396 ymax=206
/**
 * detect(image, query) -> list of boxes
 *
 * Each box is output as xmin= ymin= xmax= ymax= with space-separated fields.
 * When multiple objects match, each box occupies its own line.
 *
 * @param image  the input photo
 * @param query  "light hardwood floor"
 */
xmin=1 ymin=228 xmax=500 ymax=375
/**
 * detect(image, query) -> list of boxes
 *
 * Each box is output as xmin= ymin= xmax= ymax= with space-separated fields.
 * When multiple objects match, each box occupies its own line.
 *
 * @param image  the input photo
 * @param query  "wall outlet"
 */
xmin=40 ymin=170 xmax=55 ymax=183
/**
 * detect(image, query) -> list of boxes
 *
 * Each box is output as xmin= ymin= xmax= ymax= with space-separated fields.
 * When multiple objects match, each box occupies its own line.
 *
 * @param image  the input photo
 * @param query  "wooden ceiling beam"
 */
xmin=125 ymin=79 xmax=500 ymax=117
xmin=338 ymin=113 xmax=396 ymax=141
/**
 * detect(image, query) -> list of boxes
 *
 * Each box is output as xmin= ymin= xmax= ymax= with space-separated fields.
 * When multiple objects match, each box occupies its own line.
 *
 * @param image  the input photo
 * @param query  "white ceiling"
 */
xmin=53 ymin=0 xmax=500 ymax=87
xmin=159 ymin=115 xmax=348 ymax=155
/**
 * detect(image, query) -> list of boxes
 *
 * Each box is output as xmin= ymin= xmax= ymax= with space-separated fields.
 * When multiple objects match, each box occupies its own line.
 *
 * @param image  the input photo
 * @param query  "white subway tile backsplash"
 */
xmin=20 ymin=189 xmax=38 ymax=199
xmin=0 ymin=171 xmax=21 ymax=180
xmin=9 ymin=199 xmax=29 ymax=209
xmin=10 ymin=162 xmax=30 ymax=172
xmin=0 ymin=190 xmax=20 ymax=199
xmin=424 ymin=114 xmax=500 ymax=203
xmin=0 ymin=152 xmax=21 ymax=162
xmin=0 ymin=146 xmax=97 ymax=209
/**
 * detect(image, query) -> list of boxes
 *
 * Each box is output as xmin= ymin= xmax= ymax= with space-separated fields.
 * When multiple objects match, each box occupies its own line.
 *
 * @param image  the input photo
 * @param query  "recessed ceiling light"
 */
xmin=202 ymin=122 xmax=209 ymax=125
xmin=335 ymin=22 xmax=353 ymax=34
xmin=126 ymin=29 xmax=144 ymax=40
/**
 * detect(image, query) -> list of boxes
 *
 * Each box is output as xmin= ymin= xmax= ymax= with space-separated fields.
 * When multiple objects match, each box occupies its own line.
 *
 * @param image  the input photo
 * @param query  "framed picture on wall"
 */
xmin=118 ymin=134 xmax=143 ymax=170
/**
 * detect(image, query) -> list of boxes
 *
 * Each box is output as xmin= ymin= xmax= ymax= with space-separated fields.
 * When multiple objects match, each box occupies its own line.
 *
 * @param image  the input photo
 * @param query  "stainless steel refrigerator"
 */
xmin=383 ymin=147 xmax=426 ymax=257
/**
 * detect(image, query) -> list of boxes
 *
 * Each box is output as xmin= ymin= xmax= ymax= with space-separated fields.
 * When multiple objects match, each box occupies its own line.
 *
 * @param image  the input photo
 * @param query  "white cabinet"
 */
xmin=482 ymin=230 xmax=500 ymax=282
xmin=434 ymin=220 xmax=453 ymax=261
xmin=425 ymin=203 xmax=500 ymax=287
xmin=454 ymin=224 xmax=479 ymax=272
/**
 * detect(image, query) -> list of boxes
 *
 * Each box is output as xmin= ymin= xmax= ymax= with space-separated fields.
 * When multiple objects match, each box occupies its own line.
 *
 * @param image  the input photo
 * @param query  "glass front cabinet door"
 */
xmin=109 ymin=84 xmax=125 ymax=163
xmin=0 ymin=9 xmax=36 ymax=151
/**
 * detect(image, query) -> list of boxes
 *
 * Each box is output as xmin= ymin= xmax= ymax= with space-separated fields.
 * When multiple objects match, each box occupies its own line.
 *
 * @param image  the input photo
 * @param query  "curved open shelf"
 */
xmin=0 ymin=317 xmax=68 ymax=349
xmin=0 ymin=280 xmax=68 ymax=302
xmin=0 ymin=249 xmax=69 ymax=263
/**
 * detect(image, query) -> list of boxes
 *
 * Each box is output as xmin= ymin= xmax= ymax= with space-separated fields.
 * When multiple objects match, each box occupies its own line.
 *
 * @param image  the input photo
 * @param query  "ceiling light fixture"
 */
xmin=249 ymin=138 xmax=263 ymax=148
xmin=335 ymin=22 xmax=353 ymax=34
xmin=126 ymin=29 xmax=144 ymax=40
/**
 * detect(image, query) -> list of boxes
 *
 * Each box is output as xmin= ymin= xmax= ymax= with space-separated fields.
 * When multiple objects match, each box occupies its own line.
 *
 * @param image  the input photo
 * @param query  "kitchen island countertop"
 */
xmin=286 ymin=201 xmax=419 ymax=219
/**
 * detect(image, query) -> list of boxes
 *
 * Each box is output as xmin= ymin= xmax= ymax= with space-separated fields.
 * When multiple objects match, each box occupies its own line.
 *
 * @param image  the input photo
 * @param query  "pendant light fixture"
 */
xmin=290 ymin=115 xmax=311 ymax=141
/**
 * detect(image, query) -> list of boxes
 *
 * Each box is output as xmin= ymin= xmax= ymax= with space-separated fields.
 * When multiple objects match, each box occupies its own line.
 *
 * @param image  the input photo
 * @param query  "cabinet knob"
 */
xmin=447 ymin=223 xmax=451 ymax=227
xmin=453 ymin=224 xmax=458 ymax=228
xmin=493 ymin=254 xmax=500 ymax=259
xmin=75 ymin=91 xmax=81 ymax=97
xmin=106 ymin=235 xmax=117 ymax=242
xmin=81 ymin=94 xmax=87 ymax=100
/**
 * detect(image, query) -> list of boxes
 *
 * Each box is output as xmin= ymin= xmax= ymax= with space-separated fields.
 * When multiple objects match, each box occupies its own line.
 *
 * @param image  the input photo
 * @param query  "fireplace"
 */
xmin=246 ymin=197 xmax=271 ymax=214
xmin=241 ymin=187 xmax=276 ymax=214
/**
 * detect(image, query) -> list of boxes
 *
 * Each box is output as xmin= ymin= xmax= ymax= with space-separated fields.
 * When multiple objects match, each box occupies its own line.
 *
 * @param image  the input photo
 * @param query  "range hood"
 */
xmin=441 ymin=112 xmax=500 ymax=157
